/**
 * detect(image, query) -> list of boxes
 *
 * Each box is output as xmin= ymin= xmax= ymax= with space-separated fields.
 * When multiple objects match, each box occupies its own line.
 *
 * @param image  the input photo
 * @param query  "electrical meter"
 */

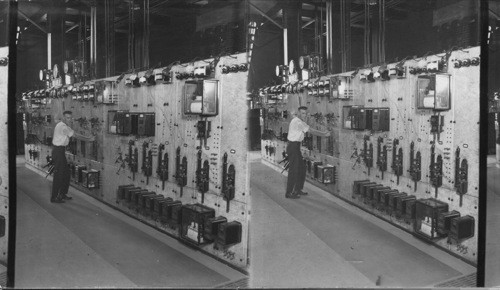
xmin=416 ymin=74 xmax=451 ymax=110
xmin=53 ymin=64 xmax=60 ymax=79
xmin=184 ymin=80 xmax=219 ymax=116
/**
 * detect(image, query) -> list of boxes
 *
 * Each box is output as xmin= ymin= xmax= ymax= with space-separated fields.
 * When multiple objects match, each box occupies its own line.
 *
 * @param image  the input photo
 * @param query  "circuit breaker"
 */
xmin=437 ymin=210 xmax=460 ymax=236
xmin=448 ymin=215 xmax=475 ymax=243
xmin=215 ymin=221 xmax=242 ymax=249
xmin=180 ymin=204 xmax=215 ymax=245
xmin=204 ymin=216 xmax=227 ymax=242
xmin=414 ymin=198 xmax=449 ymax=241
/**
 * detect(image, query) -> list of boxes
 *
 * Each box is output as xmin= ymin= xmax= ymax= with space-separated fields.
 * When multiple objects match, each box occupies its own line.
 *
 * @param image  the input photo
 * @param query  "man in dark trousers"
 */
xmin=51 ymin=111 xmax=94 ymax=203
xmin=285 ymin=106 xmax=330 ymax=199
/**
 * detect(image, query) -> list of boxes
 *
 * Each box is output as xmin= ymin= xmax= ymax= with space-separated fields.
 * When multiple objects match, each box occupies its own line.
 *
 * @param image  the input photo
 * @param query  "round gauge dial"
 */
xmin=53 ymin=64 xmax=59 ymax=78
xmin=64 ymin=60 xmax=72 ymax=74
xmin=288 ymin=59 xmax=295 ymax=74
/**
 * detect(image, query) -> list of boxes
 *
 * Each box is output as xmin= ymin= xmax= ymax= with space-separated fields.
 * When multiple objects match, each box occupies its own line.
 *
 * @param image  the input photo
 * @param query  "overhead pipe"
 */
xmin=90 ymin=5 xmax=96 ymax=78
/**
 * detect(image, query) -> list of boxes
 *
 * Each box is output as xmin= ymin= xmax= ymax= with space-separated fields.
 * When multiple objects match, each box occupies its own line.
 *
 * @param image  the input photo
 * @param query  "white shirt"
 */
xmin=52 ymin=121 xmax=74 ymax=146
xmin=287 ymin=117 xmax=309 ymax=142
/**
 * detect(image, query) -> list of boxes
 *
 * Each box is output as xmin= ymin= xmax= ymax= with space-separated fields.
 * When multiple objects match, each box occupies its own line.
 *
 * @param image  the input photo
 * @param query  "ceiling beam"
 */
xmin=18 ymin=9 xmax=47 ymax=34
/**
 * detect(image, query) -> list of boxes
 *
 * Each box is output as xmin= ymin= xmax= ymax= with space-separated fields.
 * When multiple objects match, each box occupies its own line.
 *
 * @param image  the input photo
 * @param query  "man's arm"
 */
xmin=73 ymin=131 xmax=96 ymax=141
xmin=301 ymin=118 xmax=330 ymax=137
xmin=309 ymin=127 xmax=330 ymax=137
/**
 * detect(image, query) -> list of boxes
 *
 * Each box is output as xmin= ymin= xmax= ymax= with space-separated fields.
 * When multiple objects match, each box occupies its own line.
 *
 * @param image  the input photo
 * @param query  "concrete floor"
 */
xmin=15 ymin=156 xmax=245 ymax=288
xmin=249 ymin=154 xmax=476 ymax=288
xmin=486 ymin=155 xmax=500 ymax=288
xmin=14 ymin=153 xmax=487 ymax=288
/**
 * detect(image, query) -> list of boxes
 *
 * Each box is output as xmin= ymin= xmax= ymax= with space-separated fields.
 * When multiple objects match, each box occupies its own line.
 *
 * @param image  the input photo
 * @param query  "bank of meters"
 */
xmin=108 ymin=111 xmax=155 ymax=137
xmin=343 ymin=106 xmax=390 ymax=132
xmin=416 ymin=74 xmax=451 ymax=110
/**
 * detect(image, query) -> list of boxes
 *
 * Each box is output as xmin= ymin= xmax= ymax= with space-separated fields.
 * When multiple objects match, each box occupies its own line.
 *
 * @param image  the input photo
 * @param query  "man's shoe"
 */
xmin=285 ymin=193 xmax=300 ymax=199
xmin=50 ymin=198 xmax=65 ymax=203
xmin=297 ymin=191 xmax=308 ymax=196
xmin=62 ymin=195 xmax=73 ymax=200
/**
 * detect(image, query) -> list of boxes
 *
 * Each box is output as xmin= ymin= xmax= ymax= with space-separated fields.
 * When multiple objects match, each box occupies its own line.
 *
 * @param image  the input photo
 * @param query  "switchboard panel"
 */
xmin=22 ymin=53 xmax=251 ymax=270
xmin=259 ymin=47 xmax=480 ymax=263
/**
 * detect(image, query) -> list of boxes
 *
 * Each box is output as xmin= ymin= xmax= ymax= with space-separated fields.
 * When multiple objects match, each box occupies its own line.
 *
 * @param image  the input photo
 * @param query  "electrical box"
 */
xmin=130 ymin=113 xmax=138 ymax=135
xmin=171 ymin=203 xmax=183 ymax=226
xmin=312 ymin=161 xmax=323 ymax=179
xmin=0 ymin=215 xmax=5 ymax=238
xmin=416 ymin=74 xmax=451 ymax=110
xmin=147 ymin=196 xmax=164 ymax=217
xmin=109 ymin=110 xmax=130 ymax=135
xmin=379 ymin=189 xmax=398 ymax=210
xmin=437 ymin=210 xmax=461 ymax=236
xmin=395 ymin=195 xmax=416 ymax=218
xmin=215 ymin=221 xmax=242 ymax=248
xmin=153 ymin=197 xmax=172 ymax=220
xmin=127 ymin=189 xmax=147 ymax=208
xmin=371 ymin=187 xmax=391 ymax=206
xmin=184 ymin=80 xmax=219 ymax=116
xmin=358 ymin=181 xmax=377 ymax=196
xmin=82 ymin=169 xmax=100 ymax=189
xmin=317 ymin=165 xmax=335 ymax=184
xmin=180 ymin=204 xmax=216 ymax=246
xmin=353 ymin=180 xmax=371 ymax=195
xmin=117 ymin=184 xmax=136 ymax=201
xmin=75 ymin=165 xmax=87 ymax=183
xmin=137 ymin=113 xmax=155 ymax=136
xmin=204 ymin=216 xmax=227 ymax=242
xmin=364 ymin=184 xmax=383 ymax=202
xmin=355 ymin=107 xmax=369 ymax=130
xmin=414 ymin=198 xmax=449 ymax=241
xmin=404 ymin=198 xmax=417 ymax=220
xmin=387 ymin=192 xmax=407 ymax=213
xmin=138 ymin=192 xmax=156 ymax=214
xmin=160 ymin=200 xmax=182 ymax=224
xmin=448 ymin=215 xmax=475 ymax=243
xmin=371 ymin=108 xmax=390 ymax=132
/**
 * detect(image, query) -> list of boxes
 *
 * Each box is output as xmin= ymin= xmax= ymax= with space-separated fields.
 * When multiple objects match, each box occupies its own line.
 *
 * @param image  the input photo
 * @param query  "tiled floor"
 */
xmin=15 ymin=157 xmax=245 ymax=288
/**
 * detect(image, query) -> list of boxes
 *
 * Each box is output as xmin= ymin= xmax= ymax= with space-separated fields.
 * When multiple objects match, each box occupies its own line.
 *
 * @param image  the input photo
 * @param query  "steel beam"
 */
xmin=18 ymin=9 xmax=47 ymax=34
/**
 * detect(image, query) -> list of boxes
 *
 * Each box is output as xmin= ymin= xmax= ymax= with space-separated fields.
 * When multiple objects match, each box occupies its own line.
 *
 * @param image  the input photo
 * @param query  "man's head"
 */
xmin=62 ymin=111 xmax=73 ymax=125
xmin=297 ymin=106 xmax=308 ymax=120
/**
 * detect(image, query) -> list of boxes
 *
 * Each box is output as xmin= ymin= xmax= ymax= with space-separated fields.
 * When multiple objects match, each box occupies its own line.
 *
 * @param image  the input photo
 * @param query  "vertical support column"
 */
xmin=128 ymin=0 xmax=135 ymax=70
xmin=90 ymin=5 xmax=97 ymax=78
xmin=341 ymin=0 xmax=351 ymax=72
xmin=325 ymin=0 xmax=333 ymax=74
xmin=105 ymin=0 xmax=115 ymax=77
xmin=47 ymin=0 xmax=65 ymax=70
xmin=371 ymin=2 xmax=380 ymax=64
xmin=284 ymin=0 xmax=301 ymax=65
xmin=95 ymin=0 xmax=115 ymax=78
xmin=143 ymin=0 xmax=150 ymax=69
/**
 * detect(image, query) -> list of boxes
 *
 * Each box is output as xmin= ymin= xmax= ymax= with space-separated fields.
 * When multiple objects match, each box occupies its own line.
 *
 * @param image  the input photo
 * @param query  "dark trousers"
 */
xmin=286 ymin=142 xmax=306 ymax=195
xmin=51 ymin=146 xmax=70 ymax=200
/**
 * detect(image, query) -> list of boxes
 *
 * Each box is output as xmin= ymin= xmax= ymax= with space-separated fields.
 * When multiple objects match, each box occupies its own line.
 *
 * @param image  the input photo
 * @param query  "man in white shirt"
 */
xmin=286 ymin=106 xmax=330 ymax=199
xmin=51 ymin=111 xmax=93 ymax=203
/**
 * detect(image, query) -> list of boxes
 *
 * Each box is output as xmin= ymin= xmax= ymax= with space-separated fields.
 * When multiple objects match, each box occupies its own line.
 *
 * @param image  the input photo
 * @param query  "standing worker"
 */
xmin=51 ymin=110 xmax=94 ymax=203
xmin=285 ymin=106 xmax=330 ymax=199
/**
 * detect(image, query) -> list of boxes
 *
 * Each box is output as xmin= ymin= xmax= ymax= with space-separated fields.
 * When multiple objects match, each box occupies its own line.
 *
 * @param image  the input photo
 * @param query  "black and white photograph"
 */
xmin=0 ymin=0 xmax=499 ymax=288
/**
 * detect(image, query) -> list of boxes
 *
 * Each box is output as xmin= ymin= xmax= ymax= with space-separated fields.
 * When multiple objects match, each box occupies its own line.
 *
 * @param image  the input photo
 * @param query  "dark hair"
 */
xmin=63 ymin=110 xmax=73 ymax=116
xmin=298 ymin=106 xmax=308 ymax=111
